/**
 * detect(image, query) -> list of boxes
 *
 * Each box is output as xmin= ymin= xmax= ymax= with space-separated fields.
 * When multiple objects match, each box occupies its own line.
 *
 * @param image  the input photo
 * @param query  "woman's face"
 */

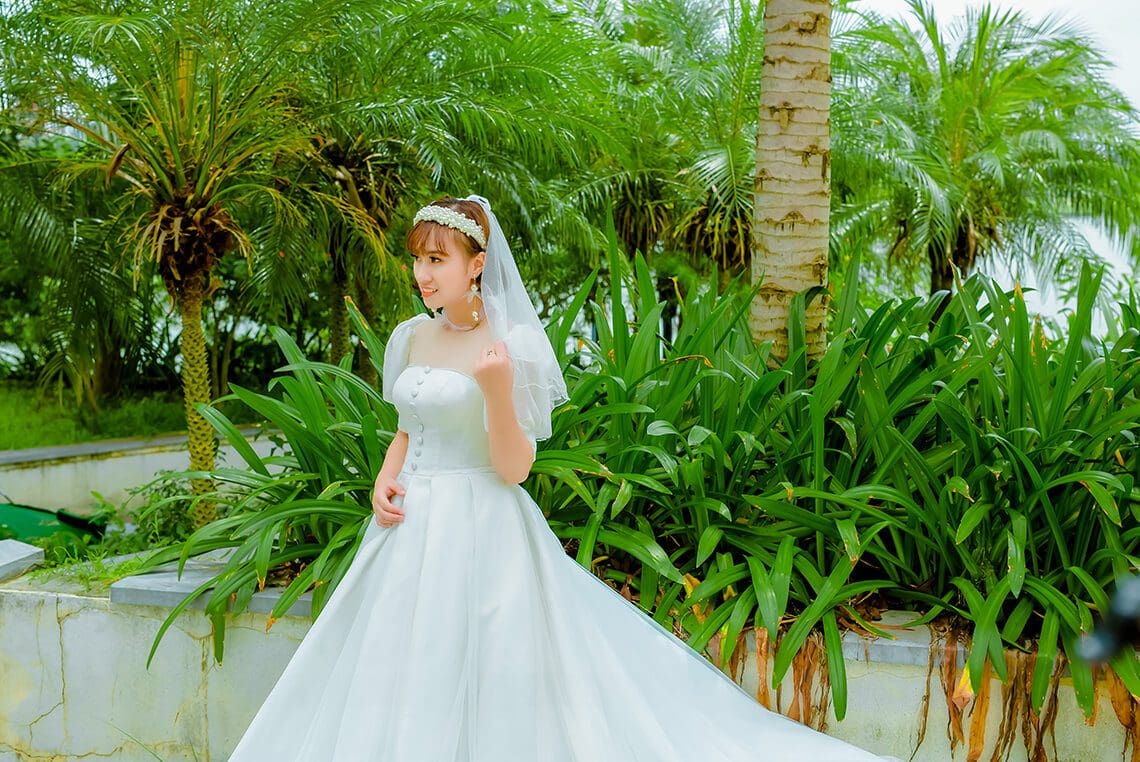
xmin=410 ymin=227 xmax=484 ymax=312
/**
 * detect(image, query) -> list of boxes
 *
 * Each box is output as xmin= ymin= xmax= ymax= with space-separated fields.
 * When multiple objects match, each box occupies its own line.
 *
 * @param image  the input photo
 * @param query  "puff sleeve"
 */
xmin=481 ymin=322 xmax=562 ymax=454
xmin=381 ymin=313 xmax=432 ymax=406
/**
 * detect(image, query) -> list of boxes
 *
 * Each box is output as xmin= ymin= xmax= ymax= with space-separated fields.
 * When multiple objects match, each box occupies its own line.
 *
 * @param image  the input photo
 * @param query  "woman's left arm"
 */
xmin=474 ymin=339 xmax=535 ymax=484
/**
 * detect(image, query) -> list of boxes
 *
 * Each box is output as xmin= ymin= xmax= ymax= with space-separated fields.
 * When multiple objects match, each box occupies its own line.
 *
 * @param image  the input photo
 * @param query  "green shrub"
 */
xmin=136 ymin=234 xmax=1138 ymax=722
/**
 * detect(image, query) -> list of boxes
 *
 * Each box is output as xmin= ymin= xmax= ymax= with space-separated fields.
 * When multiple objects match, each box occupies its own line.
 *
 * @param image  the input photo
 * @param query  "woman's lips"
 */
xmin=420 ymin=287 xmax=437 ymax=295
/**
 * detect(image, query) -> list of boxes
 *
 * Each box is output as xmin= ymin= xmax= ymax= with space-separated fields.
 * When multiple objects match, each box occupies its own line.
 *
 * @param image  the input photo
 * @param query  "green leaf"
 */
xmin=1080 ymin=479 xmax=1121 ymax=525
xmin=575 ymin=512 xmax=601 ymax=568
xmin=747 ymin=537 xmax=797 ymax=638
xmin=1007 ymin=511 xmax=1026 ymax=597
xmin=196 ymin=403 xmax=269 ymax=476
xmin=647 ymin=419 xmax=680 ymax=437
xmin=1030 ymin=607 xmax=1060 ymax=713
xmin=697 ymin=526 xmax=724 ymax=566
xmin=955 ymin=500 xmax=994 ymax=545
xmin=595 ymin=525 xmax=683 ymax=584
xmin=610 ymin=479 xmax=634 ymax=518
xmin=823 ymin=611 xmax=848 ymax=721
xmin=1063 ymin=630 xmax=1096 ymax=718
xmin=836 ymin=519 xmax=860 ymax=567
xmin=773 ymin=556 xmax=856 ymax=687
xmin=209 ymin=609 xmax=226 ymax=664
xmin=687 ymin=425 xmax=713 ymax=448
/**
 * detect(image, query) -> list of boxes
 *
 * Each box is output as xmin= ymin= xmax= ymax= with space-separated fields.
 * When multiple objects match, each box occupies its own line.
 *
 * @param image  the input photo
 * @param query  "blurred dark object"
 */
xmin=0 ymin=502 xmax=104 ymax=542
xmin=1077 ymin=575 xmax=1140 ymax=664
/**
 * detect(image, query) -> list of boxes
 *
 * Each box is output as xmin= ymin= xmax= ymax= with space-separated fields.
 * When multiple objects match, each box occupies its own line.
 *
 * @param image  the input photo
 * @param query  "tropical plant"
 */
xmin=271 ymin=0 xmax=607 ymax=374
xmin=831 ymin=0 xmax=1140 ymax=302
xmin=133 ymin=223 xmax=1139 ymax=756
xmin=615 ymin=0 xmax=764 ymax=272
xmin=551 ymin=245 xmax=1140 ymax=745
xmin=2 ymin=0 xmax=388 ymax=526
xmin=0 ymin=136 xmax=197 ymax=413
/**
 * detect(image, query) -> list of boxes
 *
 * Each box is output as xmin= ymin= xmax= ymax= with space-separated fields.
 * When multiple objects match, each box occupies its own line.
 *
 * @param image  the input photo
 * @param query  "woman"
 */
xmin=228 ymin=195 xmax=895 ymax=760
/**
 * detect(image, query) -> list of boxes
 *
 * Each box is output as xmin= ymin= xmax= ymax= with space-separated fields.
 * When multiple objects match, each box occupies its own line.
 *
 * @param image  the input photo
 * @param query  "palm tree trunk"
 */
xmin=751 ymin=0 xmax=832 ymax=363
xmin=329 ymin=228 xmax=352 ymax=365
xmin=929 ymin=225 xmax=970 ymax=320
xmin=353 ymin=275 xmax=379 ymax=387
xmin=178 ymin=272 xmax=218 ymax=528
xmin=929 ymin=246 xmax=954 ymax=294
xmin=219 ymin=320 xmax=236 ymax=398
xmin=93 ymin=339 xmax=123 ymax=400
xmin=330 ymin=271 xmax=351 ymax=365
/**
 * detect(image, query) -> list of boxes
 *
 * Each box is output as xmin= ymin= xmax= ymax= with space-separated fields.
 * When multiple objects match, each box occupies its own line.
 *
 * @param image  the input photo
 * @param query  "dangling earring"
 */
xmin=466 ymin=280 xmax=481 ymax=324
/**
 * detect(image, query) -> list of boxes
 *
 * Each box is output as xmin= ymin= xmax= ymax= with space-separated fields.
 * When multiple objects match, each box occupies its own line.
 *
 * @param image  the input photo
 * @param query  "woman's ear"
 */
xmin=473 ymin=250 xmax=486 ymax=278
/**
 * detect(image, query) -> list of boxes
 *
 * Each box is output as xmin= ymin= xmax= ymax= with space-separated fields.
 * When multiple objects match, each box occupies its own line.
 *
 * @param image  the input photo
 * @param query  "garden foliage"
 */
xmin=138 ymin=237 xmax=1139 ymax=722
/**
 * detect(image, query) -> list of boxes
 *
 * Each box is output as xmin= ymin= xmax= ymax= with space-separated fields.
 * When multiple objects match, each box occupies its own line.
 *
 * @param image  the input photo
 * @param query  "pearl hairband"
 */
xmin=412 ymin=205 xmax=488 ymax=248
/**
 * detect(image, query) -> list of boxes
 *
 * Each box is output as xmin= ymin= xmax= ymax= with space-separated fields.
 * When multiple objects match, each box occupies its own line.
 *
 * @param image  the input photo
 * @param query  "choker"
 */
xmin=438 ymin=310 xmax=481 ymax=332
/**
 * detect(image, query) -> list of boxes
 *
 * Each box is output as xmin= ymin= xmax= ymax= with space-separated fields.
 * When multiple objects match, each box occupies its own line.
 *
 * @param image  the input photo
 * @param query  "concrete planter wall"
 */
xmin=0 ymin=429 xmax=275 ymax=514
xmin=0 ymin=541 xmax=1127 ymax=762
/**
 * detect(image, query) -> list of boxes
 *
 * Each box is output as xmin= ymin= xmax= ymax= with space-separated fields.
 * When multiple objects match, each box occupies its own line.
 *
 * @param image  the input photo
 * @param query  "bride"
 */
xmin=227 ymin=195 xmax=895 ymax=760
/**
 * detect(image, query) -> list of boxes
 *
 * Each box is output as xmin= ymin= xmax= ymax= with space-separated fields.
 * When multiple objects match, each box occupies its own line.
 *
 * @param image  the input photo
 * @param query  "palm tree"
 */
xmin=580 ymin=0 xmax=766 ymax=266
xmin=751 ymin=0 xmax=832 ymax=361
xmin=287 ymin=1 xmax=602 ymax=375
xmin=561 ymin=0 xmax=766 ymax=347
xmin=0 ymin=136 xmax=156 ymax=411
xmin=3 ymin=0 xmax=382 ymax=527
xmin=831 ymin=0 xmax=1140 ymax=303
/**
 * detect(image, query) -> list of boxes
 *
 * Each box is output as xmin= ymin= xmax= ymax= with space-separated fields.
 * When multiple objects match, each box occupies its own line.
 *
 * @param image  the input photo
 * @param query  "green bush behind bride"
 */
xmin=135 ymin=230 xmax=1139 ymax=727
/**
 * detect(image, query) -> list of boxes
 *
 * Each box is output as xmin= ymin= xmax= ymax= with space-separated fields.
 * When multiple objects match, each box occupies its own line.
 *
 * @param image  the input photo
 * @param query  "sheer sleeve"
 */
xmin=382 ymin=313 xmax=432 ymax=406
xmin=482 ymin=322 xmax=564 ymax=454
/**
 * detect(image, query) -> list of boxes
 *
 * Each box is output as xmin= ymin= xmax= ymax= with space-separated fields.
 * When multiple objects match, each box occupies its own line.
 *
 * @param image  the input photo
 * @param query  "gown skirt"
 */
xmin=227 ymin=360 xmax=893 ymax=761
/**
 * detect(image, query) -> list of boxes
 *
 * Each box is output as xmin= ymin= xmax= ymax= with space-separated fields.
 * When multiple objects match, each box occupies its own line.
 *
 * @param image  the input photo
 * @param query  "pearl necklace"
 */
xmin=438 ymin=309 xmax=481 ymax=332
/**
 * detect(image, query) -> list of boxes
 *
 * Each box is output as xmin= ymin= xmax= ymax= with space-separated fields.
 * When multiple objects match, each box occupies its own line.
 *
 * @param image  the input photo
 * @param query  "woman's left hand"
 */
xmin=473 ymin=339 xmax=513 ymax=398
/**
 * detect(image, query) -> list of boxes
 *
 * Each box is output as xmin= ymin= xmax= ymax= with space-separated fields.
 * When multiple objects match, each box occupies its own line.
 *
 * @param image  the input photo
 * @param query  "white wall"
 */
xmin=0 ymin=582 xmax=1127 ymax=761
xmin=0 ymin=434 xmax=279 ymax=514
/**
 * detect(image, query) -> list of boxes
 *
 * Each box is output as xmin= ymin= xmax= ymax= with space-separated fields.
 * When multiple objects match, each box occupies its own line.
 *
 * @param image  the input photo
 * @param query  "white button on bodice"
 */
xmin=393 ymin=365 xmax=493 ymax=474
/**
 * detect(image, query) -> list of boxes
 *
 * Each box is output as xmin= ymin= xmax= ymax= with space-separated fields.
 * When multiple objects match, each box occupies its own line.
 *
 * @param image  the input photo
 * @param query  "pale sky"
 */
xmin=850 ymin=0 xmax=1139 ymax=319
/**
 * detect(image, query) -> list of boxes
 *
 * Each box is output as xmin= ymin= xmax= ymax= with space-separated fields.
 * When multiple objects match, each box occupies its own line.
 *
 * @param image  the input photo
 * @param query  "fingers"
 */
xmin=372 ymin=483 xmax=407 ymax=527
xmin=372 ymin=480 xmax=406 ymax=507
xmin=375 ymin=509 xmax=403 ymax=528
xmin=480 ymin=340 xmax=509 ymax=358
xmin=374 ymin=505 xmax=404 ymax=527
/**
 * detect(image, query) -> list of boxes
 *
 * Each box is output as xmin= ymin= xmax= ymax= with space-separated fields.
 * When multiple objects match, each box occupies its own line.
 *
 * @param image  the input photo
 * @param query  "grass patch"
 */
xmin=15 ymin=470 xmax=203 ymax=592
xmin=0 ymin=381 xmax=261 ymax=450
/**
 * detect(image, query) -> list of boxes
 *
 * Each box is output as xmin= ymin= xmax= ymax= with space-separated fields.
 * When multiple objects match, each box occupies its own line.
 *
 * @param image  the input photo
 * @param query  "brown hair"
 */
xmin=405 ymin=197 xmax=489 ymax=287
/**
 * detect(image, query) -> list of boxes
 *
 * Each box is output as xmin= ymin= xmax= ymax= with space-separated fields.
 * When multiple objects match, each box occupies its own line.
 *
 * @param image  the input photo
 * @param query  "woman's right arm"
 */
xmin=379 ymin=430 xmax=409 ymax=479
xmin=372 ymin=430 xmax=410 ymax=526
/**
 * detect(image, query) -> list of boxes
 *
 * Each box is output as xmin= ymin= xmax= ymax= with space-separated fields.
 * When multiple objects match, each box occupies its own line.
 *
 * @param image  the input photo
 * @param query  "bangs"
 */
xmin=406 ymin=222 xmax=463 ymax=256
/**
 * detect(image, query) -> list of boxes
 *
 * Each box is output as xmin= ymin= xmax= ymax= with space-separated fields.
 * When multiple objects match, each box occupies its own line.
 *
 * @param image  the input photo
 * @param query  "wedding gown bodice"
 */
xmin=390 ymin=364 xmax=497 ymax=475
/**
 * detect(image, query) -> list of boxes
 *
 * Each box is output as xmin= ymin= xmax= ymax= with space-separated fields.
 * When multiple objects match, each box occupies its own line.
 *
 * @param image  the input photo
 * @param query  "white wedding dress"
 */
xmin=228 ymin=314 xmax=892 ymax=761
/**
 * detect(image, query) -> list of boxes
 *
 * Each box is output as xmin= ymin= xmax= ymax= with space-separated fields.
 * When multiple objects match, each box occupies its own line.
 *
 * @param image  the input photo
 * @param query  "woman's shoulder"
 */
xmin=393 ymin=312 xmax=433 ymax=337
xmin=384 ymin=313 xmax=432 ymax=359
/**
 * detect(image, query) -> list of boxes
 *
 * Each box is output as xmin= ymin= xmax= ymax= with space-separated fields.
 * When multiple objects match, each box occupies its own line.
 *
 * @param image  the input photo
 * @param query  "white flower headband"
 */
xmin=411 ymin=204 xmax=488 ymax=248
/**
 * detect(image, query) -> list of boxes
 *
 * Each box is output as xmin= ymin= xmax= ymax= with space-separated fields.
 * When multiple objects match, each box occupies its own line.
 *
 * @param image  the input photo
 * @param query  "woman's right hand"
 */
xmin=372 ymin=473 xmax=407 ymax=527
